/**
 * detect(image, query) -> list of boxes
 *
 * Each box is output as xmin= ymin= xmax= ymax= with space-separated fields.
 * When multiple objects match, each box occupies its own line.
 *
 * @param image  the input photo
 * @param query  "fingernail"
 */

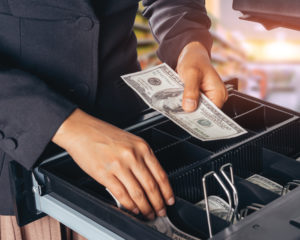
xmin=147 ymin=212 xmax=155 ymax=220
xmin=158 ymin=208 xmax=166 ymax=217
xmin=183 ymin=99 xmax=196 ymax=111
xmin=133 ymin=208 xmax=139 ymax=215
xmin=167 ymin=197 xmax=175 ymax=205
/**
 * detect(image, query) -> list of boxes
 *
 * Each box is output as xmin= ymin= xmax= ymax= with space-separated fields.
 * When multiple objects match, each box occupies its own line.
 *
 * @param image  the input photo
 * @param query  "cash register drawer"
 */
xmin=10 ymin=89 xmax=300 ymax=239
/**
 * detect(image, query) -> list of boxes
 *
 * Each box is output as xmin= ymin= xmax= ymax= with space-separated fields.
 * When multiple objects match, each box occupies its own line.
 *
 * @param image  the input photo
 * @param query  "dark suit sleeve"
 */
xmin=142 ymin=0 xmax=213 ymax=69
xmin=0 ymin=64 xmax=77 ymax=170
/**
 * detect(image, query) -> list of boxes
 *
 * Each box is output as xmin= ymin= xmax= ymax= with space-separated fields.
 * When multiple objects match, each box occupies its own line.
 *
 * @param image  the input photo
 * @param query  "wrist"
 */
xmin=178 ymin=41 xmax=210 ymax=63
xmin=176 ymin=41 xmax=212 ymax=75
xmin=52 ymin=108 xmax=94 ymax=151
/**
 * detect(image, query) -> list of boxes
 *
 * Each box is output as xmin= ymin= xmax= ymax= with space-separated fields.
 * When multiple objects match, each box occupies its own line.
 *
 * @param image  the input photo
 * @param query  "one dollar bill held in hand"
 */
xmin=121 ymin=63 xmax=247 ymax=141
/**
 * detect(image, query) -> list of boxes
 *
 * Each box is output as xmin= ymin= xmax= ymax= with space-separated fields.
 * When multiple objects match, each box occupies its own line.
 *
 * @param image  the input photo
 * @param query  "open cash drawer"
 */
xmin=9 ymin=89 xmax=300 ymax=239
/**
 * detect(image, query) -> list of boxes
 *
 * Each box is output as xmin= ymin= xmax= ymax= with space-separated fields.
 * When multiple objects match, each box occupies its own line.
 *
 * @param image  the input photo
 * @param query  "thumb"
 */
xmin=201 ymin=70 xmax=228 ymax=109
xmin=180 ymin=68 xmax=202 ymax=112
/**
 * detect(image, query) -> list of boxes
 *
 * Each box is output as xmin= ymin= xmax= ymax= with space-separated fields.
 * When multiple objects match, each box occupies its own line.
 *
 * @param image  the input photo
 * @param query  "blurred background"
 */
xmin=134 ymin=0 xmax=300 ymax=112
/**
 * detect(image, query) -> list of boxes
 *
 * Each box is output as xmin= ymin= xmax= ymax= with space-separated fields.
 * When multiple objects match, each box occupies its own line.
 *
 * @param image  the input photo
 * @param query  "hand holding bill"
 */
xmin=176 ymin=41 xmax=228 ymax=112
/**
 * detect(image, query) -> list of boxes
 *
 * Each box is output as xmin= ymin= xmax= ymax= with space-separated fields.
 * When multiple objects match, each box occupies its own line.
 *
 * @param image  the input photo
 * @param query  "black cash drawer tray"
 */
xmin=12 ymin=90 xmax=300 ymax=239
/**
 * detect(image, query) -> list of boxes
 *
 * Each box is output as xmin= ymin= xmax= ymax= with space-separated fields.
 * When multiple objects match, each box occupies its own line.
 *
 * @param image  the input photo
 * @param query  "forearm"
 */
xmin=0 ymin=67 xmax=76 ymax=169
xmin=52 ymin=108 xmax=96 ymax=151
xmin=143 ymin=0 xmax=212 ymax=68
xmin=52 ymin=108 xmax=175 ymax=219
xmin=177 ymin=41 xmax=211 ymax=71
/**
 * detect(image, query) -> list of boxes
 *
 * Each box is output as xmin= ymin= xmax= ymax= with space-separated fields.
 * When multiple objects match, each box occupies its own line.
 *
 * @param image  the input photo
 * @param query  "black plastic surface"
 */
xmin=135 ymin=128 xmax=179 ymax=152
xmin=213 ymin=187 xmax=300 ymax=240
xmin=9 ymin=161 xmax=45 ymax=226
xmin=263 ymin=148 xmax=300 ymax=185
xmin=155 ymin=141 xmax=212 ymax=173
xmin=235 ymin=106 xmax=293 ymax=133
xmin=167 ymin=198 xmax=229 ymax=239
xmin=23 ymin=91 xmax=300 ymax=239
xmin=290 ymin=216 xmax=300 ymax=229
xmin=234 ymin=175 xmax=279 ymax=210
xmin=222 ymin=95 xmax=260 ymax=118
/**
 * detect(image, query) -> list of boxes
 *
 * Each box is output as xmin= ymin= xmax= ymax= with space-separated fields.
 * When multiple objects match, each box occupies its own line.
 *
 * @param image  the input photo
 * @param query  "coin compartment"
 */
xmin=233 ymin=175 xmax=280 ymax=210
xmin=153 ymin=120 xmax=190 ymax=139
xmin=41 ymin=156 xmax=88 ymax=184
xmin=185 ymin=173 xmax=280 ymax=211
xmin=222 ymin=94 xmax=261 ymax=118
xmin=234 ymin=106 xmax=293 ymax=133
xmin=166 ymin=197 xmax=230 ymax=239
xmin=135 ymin=128 xmax=180 ymax=152
xmin=39 ymin=156 xmax=121 ymax=206
xmin=186 ymin=130 xmax=256 ymax=153
xmin=78 ymin=178 xmax=117 ymax=204
xmin=262 ymin=148 xmax=300 ymax=185
xmin=151 ymin=117 xmax=257 ymax=154
xmin=169 ymin=148 xmax=300 ymax=220
xmin=155 ymin=141 xmax=212 ymax=173
xmin=170 ymin=147 xmax=300 ymax=204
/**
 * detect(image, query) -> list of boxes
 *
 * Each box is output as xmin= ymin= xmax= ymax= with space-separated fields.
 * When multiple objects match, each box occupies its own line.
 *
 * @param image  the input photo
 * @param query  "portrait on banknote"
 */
xmin=152 ymin=88 xmax=185 ymax=114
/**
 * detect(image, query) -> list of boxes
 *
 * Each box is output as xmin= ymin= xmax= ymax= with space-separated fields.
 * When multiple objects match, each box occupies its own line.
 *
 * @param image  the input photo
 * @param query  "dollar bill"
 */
xmin=196 ymin=195 xmax=233 ymax=222
xmin=121 ymin=63 xmax=247 ymax=141
xmin=247 ymin=174 xmax=283 ymax=195
xmin=148 ymin=216 xmax=200 ymax=240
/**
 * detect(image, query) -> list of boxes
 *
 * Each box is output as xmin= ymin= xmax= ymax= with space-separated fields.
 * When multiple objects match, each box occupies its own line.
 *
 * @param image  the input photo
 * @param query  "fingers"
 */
xmin=131 ymin=159 xmax=167 ymax=218
xmin=202 ymin=71 xmax=228 ymax=109
xmin=207 ymin=88 xmax=228 ymax=109
xmin=101 ymin=175 xmax=140 ymax=215
xmin=115 ymin=141 xmax=174 ymax=219
xmin=176 ymin=40 xmax=228 ymax=110
xmin=116 ymin=167 xmax=156 ymax=220
xmin=143 ymin=149 xmax=175 ymax=206
xmin=180 ymin=68 xmax=202 ymax=112
xmin=179 ymin=66 xmax=228 ymax=110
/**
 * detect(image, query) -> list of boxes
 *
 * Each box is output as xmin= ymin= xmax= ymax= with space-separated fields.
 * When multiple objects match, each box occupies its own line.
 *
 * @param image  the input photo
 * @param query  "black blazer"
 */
xmin=0 ymin=0 xmax=212 ymax=215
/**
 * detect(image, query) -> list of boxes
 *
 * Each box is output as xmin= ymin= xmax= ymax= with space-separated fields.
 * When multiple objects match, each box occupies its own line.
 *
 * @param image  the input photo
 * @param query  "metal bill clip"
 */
xmin=281 ymin=180 xmax=300 ymax=195
xmin=202 ymin=171 xmax=233 ymax=238
xmin=240 ymin=203 xmax=264 ymax=218
xmin=220 ymin=163 xmax=239 ymax=222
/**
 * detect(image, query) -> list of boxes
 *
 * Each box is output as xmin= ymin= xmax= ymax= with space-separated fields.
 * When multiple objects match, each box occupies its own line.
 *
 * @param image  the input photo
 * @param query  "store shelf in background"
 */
xmin=134 ymin=23 xmax=150 ymax=32
xmin=134 ymin=8 xmax=146 ymax=24
xmin=137 ymin=44 xmax=157 ymax=57
xmin=137 ymin=39 xmax=157 ymax=46
xmin=227 ymin=54 xmax=245 ymax=64
xmin=134 ymin=22 xmax=153 ymax=39
xmin=211 ymin=53 xmax=227 ymax=63
xmin=138 ymin=50 xmax=156 ymax=61
xmin=135 ymin=31 xmax=153 ymax=40
xmin=246 ymin=63 xmax=300 ymax=112
xmin=208 ymin=24 xmax=251 ymax=95
xmin=210 ymin=30 xmax=245 ymax=57
xmin=134 ymin=4 xmax=159 ymax=70
xmin=138 ymin=50 xmax=161 ymax=70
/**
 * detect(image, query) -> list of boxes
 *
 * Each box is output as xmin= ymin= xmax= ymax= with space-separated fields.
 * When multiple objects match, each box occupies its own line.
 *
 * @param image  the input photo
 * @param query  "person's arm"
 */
xmin=143 ymin=0 xmax=228 ymax=110
xmin=52 ymin=108 xmax=175 ymax=220
xmin=0 ymin=61 xmax=174 ymax=219
xmin=0 ymin=63 xmax=76 ymax=169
